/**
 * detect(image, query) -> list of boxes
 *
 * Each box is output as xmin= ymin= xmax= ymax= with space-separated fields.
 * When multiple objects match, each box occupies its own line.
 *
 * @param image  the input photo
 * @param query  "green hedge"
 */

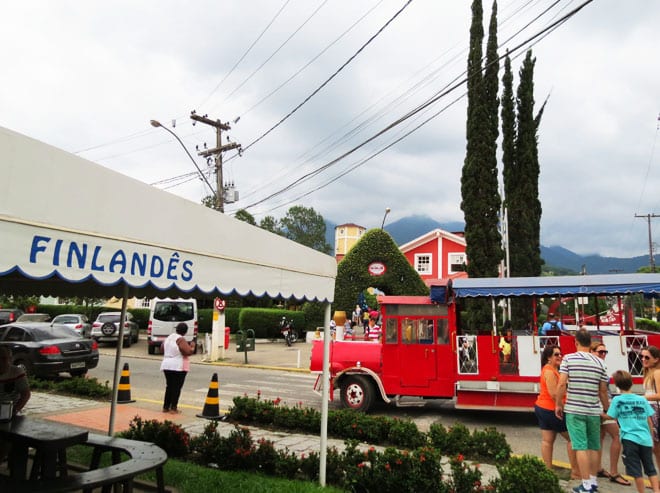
xmin=238 ymin=308 xmax=305 ymax=339
xmin=36 ymin=304 xmax=306 ymax=337
xmin=636 ymin=318 xmax=660 ymax=332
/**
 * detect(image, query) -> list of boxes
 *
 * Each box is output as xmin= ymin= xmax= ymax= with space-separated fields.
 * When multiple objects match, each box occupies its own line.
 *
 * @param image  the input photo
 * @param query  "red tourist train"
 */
xmin=310 ymin=273 xmax=660 ymax=412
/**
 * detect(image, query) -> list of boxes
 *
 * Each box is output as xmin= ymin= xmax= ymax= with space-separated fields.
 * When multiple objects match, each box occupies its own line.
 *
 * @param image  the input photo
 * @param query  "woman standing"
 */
xmin=591 ymin=341 xmax=629 ymax=486
xmin=160 ymin=322 xmax=195 ymax=414
xmin=534 ymin=344 xmax=579 ymax=478
xmin=642 ymin=346 xmax=660 ymax=468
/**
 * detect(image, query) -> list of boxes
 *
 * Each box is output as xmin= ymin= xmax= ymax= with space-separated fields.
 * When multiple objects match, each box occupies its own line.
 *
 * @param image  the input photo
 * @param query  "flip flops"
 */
xmin=597 ymin=469 xmax=612 ymax=478
xmin=610 ymin=474 xmax=631 ymax=486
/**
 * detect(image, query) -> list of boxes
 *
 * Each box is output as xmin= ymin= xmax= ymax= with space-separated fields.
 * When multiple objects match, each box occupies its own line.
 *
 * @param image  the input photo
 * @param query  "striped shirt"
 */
xmin=559 ymin=351 xmax=608 ymax=416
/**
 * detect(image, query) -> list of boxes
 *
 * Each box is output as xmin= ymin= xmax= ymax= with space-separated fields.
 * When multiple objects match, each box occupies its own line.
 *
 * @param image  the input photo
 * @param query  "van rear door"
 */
xmin=147 ymin=298 xmax=197 ymax=354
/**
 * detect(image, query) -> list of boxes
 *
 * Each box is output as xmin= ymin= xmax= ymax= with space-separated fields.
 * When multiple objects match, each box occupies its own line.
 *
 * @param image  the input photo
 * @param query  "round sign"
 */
xmin=214 ymin=298 xmax=226 ymax=311
xmin=368 ymin=262 xmax=386 ymax=276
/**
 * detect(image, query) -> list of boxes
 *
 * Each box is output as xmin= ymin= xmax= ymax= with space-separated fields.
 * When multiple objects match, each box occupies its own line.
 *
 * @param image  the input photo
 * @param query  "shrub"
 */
xmin=119 ymin=416 xmax=190 ymax=458
xmin=29 ymin=375 xmax=111 ymax=399
xmin=447 ymin=453 xmax=487 ymax=493
xmin=493 ymin=455 xmax=562 ymax=493
xmin=387 ymin=417 xmax=426 ymax=449
xmin=469 ymin=427 xmax=511 ymax=464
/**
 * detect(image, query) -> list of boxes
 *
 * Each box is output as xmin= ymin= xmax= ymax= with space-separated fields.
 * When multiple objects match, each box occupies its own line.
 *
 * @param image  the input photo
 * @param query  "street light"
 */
xmin=381 ymin=207 xmax=391 ymax=230
xmin=150 ymin=120 xmax=216 ymax=199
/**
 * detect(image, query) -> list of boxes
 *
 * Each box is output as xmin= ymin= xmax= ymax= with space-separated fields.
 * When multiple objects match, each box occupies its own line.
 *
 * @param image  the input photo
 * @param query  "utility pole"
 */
xmin=190 ymin=112 xmax=241 ymax=212
xmin=635 ymin=213 xmax=659 ymax=320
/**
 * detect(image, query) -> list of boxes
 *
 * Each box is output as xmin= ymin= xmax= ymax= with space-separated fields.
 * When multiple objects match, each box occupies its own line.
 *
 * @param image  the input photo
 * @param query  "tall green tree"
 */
xmin=460 ymin=0 xmax=502 ymax=330
xmin=513 ymin=50 xmax=544 ymax=277
xmin=279 ymin=205 xmax=332 ymax=254
xmin=501 ymin=50 xmax=546 ymax=328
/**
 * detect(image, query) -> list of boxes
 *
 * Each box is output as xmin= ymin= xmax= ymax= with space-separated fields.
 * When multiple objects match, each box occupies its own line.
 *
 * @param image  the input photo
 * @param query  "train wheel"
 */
xmin=340 ymin=375 xmax=373 ymax=412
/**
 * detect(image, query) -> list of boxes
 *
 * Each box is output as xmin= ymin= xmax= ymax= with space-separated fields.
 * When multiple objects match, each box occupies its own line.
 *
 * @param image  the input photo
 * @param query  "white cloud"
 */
xmin=1 ymin=0 xmax=658 ymax=259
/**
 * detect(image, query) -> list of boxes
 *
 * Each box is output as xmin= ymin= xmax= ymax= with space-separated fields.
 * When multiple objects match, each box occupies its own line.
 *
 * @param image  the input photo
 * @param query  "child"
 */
xmin=605 ymin=370 xmax=660 ymax=493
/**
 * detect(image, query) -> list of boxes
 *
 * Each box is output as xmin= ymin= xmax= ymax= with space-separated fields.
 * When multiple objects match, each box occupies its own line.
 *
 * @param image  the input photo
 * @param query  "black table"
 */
xmin=0 ymin=416 xmax=88 ymax=480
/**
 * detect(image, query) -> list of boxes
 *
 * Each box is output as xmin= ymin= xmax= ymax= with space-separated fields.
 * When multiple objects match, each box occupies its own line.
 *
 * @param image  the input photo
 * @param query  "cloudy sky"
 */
xmin=1 ymin=0 xmax=658 ymax=258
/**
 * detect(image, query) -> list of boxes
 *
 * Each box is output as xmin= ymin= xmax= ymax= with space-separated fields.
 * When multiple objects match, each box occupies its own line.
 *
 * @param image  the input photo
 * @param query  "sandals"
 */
xmin=610 ymin=474 xmax=631 ymax=486
xmin=597 ymin=469 xmax=611 ymax=479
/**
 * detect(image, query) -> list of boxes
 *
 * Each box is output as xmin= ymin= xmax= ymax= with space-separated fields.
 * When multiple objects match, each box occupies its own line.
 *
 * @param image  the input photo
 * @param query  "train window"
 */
xmin=385 ymin=318 xmax=397 ymax=344
xmin=437 ymin=319 xmax=449 ymax=344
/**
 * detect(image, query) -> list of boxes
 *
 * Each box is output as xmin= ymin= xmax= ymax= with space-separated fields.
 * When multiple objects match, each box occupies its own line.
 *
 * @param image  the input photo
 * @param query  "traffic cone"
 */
xmin=196 ymin=373 xmax=222 ymax=420
xmin=117 ymin=362 xmax=135 ymax=404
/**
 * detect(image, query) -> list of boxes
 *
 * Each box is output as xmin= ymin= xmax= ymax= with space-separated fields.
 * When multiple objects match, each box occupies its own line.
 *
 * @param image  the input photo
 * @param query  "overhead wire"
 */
xmin=235 ymin=0 xmax=595 ymax=214
xmin=240 ymin=0 xmax=414 ymax=154
xmin=196 ymin=0 xmax=292 ymax=110
xmin=220 ymin=0 xmax=330 ymax=105
xmin=239 ymin=0 xmax=385 ymax=120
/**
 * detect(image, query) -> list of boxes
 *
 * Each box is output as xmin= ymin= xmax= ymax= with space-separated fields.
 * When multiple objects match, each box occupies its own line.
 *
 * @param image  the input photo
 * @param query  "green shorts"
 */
xmin=565 ymin=413 xmax=602 ymax=451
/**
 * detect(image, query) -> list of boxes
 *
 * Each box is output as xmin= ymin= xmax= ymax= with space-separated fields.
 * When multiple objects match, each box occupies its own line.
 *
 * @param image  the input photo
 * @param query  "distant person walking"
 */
xmin=555 ymin=328 xmax=609 ymax=493
xmin=534 ymin=344 xmax=579 ymax=478
xmin=606 ymin=370 xmax=660 ymax=493
xmin=160 ymin=322 xmax=195 ymax=414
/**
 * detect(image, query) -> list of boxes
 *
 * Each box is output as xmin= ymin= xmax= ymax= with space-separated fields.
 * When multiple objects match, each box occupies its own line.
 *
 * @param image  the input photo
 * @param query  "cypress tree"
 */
xmin=514 ymin=51 xmax=544 ymax=278
xmin=461 ymin=0 xmax=502 ymax=330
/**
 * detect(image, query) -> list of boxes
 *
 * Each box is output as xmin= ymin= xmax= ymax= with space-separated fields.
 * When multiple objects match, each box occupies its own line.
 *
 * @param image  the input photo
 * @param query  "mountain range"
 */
xmin=325 ymin=214 xmax=649 ymax=275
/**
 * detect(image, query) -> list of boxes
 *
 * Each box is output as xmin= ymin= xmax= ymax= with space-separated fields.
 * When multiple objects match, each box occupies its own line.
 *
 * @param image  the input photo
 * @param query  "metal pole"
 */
xmin=108 ymin=284 xmax=128 ymax=436
xmin=319 ymin=302 xmax=331 ymax=486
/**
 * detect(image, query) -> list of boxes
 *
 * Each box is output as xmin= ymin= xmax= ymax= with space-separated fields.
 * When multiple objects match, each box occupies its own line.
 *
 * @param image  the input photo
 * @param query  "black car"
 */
xmin=0 ymin=308 xmax=24 ymax=325
xmin=0 ymin=322 xmax=99 ymax=377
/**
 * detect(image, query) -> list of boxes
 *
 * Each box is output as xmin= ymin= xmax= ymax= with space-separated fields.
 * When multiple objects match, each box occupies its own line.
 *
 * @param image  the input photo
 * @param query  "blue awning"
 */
xmin=430 ymin=274 xmax=660 ymax=302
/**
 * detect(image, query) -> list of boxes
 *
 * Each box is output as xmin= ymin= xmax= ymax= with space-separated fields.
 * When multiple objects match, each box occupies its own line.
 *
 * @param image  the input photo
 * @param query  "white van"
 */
xmin=147 ymin=298 xmax=198 ymax=354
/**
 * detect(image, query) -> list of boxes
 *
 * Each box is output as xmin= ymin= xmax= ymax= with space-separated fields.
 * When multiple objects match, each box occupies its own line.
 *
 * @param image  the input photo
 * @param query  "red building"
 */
xmin=399 ymin=229 xmax=467 ymax=284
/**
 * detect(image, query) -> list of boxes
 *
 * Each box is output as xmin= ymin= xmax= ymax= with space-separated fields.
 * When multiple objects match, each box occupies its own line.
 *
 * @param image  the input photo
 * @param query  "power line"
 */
xmin=236 ymin=0 xmax=594 ymax=212
xmin=241 ymin=0 xmax=414 ymax=153
xmin=196 ymin=0 xmax=292 ymax=110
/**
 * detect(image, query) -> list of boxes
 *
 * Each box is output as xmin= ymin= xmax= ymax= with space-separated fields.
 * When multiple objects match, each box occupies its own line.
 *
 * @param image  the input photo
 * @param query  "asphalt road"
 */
xmin=88 ymin=336 xmax=615 ymax=472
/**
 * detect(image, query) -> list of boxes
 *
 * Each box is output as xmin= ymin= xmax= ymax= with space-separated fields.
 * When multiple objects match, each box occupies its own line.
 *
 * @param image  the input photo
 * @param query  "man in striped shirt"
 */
xmin=555 ymin=328 xmax=609 ymax=493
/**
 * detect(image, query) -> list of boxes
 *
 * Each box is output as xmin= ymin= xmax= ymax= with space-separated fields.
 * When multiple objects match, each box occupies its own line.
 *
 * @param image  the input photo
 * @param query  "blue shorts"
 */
xmin=535 ymin=405 xmax=568 ymax=433
xmin=622 ymin=439 xmax=657 ymax=478
xmin=565 ymin=413 xmax=601 ymax=451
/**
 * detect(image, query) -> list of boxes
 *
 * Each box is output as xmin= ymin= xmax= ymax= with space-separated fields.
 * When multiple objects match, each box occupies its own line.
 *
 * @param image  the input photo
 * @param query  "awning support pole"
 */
xmin=319 ymin=302 xmax=331 ymax=486
xmin=108 ymin=284 xmax=128 ymax=436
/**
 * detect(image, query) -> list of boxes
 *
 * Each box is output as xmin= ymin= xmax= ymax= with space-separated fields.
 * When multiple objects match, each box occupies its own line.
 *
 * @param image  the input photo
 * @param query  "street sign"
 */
xmin=214 ymin=298 xmax=226 ymax=312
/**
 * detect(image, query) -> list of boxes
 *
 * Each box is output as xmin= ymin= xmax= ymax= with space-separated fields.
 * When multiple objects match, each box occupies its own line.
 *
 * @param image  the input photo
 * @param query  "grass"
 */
xmin=66 ymin=445 xmax=346 ymax=493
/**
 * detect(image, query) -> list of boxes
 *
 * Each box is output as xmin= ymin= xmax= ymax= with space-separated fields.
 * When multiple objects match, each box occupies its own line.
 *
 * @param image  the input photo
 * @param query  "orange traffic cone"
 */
xmin=196 ymin=373 xmax=222 ymax=419
xmin=117 ymin=362 xmax=136 ymax=404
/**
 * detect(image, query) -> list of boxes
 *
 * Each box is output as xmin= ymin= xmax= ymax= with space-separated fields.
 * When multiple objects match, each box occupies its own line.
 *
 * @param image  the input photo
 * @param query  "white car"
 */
xmin=91 ymin=312 xmax=139 ymax=347
xmin=51 ymin=314 xmax=92 ymax=338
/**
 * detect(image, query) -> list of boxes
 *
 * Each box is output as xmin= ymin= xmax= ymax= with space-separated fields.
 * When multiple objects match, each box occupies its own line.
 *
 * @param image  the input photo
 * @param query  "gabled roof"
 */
xmin=400 ymin=228 xmax=466 ymax=252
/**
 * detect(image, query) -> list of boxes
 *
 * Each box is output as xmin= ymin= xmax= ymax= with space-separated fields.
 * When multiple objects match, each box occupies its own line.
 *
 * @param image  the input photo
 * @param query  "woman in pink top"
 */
xmin=160 ymin=322 xmax=195 ymax=414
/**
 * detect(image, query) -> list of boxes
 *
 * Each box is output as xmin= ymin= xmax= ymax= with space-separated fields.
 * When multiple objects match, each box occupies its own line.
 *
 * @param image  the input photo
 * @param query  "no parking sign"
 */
xmin=214 ymin=298 xmax=226 ymax=312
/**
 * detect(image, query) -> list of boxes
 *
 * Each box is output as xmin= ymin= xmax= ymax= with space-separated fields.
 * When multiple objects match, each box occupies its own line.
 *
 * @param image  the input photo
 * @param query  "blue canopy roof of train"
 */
xmin=430 ymin=274 xmax=660 ymax=302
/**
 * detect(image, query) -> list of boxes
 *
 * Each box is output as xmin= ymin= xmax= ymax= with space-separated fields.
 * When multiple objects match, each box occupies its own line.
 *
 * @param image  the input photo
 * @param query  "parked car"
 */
xmin=91 ymin=312 xmax=139 ymax=347
xmin=0 ymin=322 xmax=99 ymax=377
xmin=0 ymin=308 xmax=24 ymax=324
xmin=16 ymin=313 xmax=51 ymax=323
xmin=51 ymin=314 xmax=92 ymax=338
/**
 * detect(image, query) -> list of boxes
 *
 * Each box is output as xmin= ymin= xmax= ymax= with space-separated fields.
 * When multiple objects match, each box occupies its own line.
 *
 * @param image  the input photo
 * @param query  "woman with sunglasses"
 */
xmin=643 ymin=346 xmax=660 ymax=468
xmin=534 ymin=344 xmax=579 ymax=478
xmin=590 ymin=342 xmax=630 ymax=486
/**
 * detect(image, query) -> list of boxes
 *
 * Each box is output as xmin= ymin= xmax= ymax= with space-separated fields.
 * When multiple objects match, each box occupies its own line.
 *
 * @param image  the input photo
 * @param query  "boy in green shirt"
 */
xmin=605 ymin=370 xmax=660 ymax=493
